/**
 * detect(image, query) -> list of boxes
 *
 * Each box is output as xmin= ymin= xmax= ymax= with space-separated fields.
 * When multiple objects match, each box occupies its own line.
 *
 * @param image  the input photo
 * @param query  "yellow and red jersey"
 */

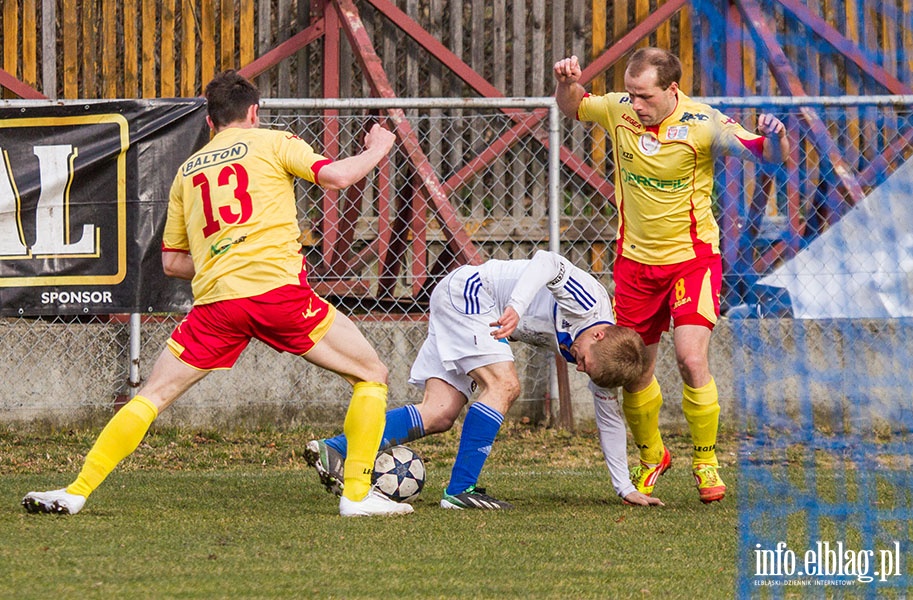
xmin=163 ymin=127 xmax=330 ymax=305
xmin=578 ymin=91 xmax=765 ymax=265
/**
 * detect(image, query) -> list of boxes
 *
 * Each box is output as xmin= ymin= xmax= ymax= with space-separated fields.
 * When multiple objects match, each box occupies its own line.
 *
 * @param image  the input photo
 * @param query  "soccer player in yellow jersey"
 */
xmin=554 ymin=49 xmax=789 ymax=503
xmin=22 ymin=70 xmax=412 ymax=517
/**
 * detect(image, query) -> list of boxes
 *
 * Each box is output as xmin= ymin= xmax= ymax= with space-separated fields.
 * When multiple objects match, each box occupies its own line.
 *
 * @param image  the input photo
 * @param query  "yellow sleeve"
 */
xmin=162 ymin=173 xmax=189 ymax=252
xmin=274 ymin=132 xmax=329 ymax=184
xmin=577 ymin=92 xmax=627 ymax=128
xmin=710 ymin=108 xmax=765 ymax=162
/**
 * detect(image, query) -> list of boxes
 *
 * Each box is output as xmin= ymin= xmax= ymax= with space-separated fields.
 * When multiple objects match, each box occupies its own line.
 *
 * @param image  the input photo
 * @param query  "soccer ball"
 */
xmin=372 ymin=445 xmax=426 ymax=503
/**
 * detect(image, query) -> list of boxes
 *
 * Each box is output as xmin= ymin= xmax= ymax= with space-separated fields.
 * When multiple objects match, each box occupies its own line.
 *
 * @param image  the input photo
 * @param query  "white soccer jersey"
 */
xmin=409 ymin=250 xmax=637 ymax=498
xmin=499 ymin=251 xmax=615 ymax=357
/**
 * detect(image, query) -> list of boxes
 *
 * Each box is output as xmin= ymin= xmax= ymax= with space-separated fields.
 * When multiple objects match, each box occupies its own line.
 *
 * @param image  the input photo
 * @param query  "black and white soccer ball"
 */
xmin=372 ymin=445 xmax=426 ymax=503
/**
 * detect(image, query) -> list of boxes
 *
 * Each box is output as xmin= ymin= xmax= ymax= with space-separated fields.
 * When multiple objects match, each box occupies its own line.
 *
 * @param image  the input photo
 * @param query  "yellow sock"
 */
xmin=682 ymin=378 xmax=720 ymax=467
xmin=66 ymin=396 xmax=158 ymax=498
xmin=622 ymin=377 xmax=665 ymax=464
xmin=341 ymin=381 xmax=387 ymax=502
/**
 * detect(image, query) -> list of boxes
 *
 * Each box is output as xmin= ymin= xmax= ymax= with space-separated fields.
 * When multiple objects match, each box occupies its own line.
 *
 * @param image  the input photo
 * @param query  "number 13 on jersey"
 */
xmin=192 ymin=163 xmax=252 ymax=237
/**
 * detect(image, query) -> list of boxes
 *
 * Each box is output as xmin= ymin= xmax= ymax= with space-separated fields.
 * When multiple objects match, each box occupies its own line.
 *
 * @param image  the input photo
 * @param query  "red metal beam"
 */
xmin=0 ymin=69 xmax=47 ymax=99
xmin=320 ymin=3 xmax=342 ymax=271
xmin=777 ymin=0 xmax=913 ymax=195
xmin=363 ymin=0 xmax=503 ymax=100
xmin=725 ymin=1 xmax=743 ymax=97
xmin=736 ymin=0 xmax=866 ymax=209
xmin=784 ymin=118 xmax=805 ymax=249
xmin=361 ymin=156 xmax=393 ymax=280
xmin=237 ymin=19 xmax=326 ymax=80
xmin=858 ymin=127 xmax=913 ymax=188
xmin=579 ymin=0 xmax=688 ymax=86
xmin=773 ymin=0 xmax=913 ymax=95
xmin=770 ymin=0 xmax=913 ymax=194
xmin=720 ymin=1 xmax=745 ymax=278
xmin=477 ymin=1 xmax=688 ymax=203
xmin=410 ymin=184 xmax=429 ymax=296
xmin=334 ymin=0 xmax=483 ymax=272
xmin=362 ymin=0 xmax=624 ymax=204
xmin=440 ymin=109 xmax=615 ymax=204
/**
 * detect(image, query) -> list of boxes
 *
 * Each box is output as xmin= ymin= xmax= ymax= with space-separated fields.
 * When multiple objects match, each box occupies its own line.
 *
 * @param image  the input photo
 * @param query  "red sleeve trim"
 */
xmin=576 ymin=92 xmax=592 ymax=121
xmin=312 ymin=158 xmax=333 ymax=184
xmin=161 ymin=244 xmax=190 ymax=253
xmin=740 ymin=135 xmax=765 ymax=160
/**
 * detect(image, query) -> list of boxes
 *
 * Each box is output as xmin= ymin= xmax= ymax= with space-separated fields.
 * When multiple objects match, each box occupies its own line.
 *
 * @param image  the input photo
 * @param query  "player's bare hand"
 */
xmin=553 ymin=56 xmax=582 ymax=84
xmin=490 ymin=306 xmax=520 ymax=340
xmin=757 ymin=113 xmax=786 ymax=139
xmin=622 ymin=491 xmax=665 ymax=506
xmin=364 ymin=123 xmax=396 ymax=155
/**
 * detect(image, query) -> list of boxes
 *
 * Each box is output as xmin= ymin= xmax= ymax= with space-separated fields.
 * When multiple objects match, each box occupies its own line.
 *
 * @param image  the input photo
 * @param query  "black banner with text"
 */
xmin=0 ymin=99 xmax=208 ymax=316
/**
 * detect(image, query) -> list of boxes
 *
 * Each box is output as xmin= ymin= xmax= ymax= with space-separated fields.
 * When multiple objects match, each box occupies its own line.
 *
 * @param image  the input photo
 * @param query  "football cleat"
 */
xmin=304 ymin=439 xmax=345 ymax=496
xmin=21 ymin=488 xmax=86 ymax=515
xmin=630 ymin=446 xmax=672 ymax=496
xmin=339 ymin=488 xmax=414 ymax=517
xmin=440 ymin=485 xmax=513 ymax=510
xmin=693 ymin=463 xmax=726 ymax=503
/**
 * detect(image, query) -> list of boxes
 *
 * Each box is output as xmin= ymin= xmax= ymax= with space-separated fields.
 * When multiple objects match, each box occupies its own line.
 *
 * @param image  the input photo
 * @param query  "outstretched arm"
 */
xmin=757 ymin=113 xmax=789 ymax=164
xmin=317 ymin=123 xmax=396 ymax=190
xmin=553 ymin=56 xmax=586 ymax=121
xmin=594 ymin=386 xmax=664 ymax=506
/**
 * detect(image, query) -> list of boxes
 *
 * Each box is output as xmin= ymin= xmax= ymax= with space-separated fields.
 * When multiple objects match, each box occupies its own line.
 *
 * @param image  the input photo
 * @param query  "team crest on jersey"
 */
xmin=666 ymin=125 xmax=689 ymax=141
xmin=637 ymin=133 xmax=661 ymax=156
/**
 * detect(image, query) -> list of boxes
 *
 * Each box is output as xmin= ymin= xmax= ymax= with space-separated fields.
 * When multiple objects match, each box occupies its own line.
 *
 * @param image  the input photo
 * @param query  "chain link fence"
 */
xmin=2 ymin=97 xmax=912 ymax=430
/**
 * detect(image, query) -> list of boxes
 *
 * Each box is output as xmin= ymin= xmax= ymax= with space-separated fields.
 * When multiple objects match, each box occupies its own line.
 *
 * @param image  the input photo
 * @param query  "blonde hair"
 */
xmin=588 ymin=326 xmax=647 ymax=389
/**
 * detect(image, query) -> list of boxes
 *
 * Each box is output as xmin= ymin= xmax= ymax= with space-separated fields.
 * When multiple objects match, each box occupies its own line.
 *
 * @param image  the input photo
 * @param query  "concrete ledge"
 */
xmin=2 ymin=318 xmax=910 ymax=434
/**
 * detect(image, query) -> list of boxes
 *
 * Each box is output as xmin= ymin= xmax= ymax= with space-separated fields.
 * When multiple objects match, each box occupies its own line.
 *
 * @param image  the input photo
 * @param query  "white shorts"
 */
xmin=408 ymin=265 xmax=514 ymax=399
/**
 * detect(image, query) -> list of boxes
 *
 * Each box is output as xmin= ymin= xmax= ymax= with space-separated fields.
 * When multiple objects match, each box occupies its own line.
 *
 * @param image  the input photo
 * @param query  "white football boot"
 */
xmin=339 ymin=488 xmax=414 ymax=517
xmin=22 ymin=488 xmax=87 ymax=515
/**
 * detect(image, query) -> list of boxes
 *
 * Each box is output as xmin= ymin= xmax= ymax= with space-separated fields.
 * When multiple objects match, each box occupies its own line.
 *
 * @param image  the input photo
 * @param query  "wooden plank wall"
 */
xmin=2 ymin=1 xmax=906 ymax=101
xmin=2 ymin=1 xmax=909 ymax=202
xmin=1 ymin=0 xmax=910 ymax=261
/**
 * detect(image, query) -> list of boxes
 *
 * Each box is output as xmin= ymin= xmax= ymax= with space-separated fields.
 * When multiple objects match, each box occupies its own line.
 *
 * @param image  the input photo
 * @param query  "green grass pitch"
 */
xmin=1 ymin=425 xmax=735 ymax=599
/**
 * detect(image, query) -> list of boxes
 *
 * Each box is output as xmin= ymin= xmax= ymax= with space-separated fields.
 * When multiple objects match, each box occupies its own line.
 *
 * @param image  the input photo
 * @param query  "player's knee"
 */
xmin=489 ymin=378 xmax=520 ymax=407
xmin=675 ymin=353 xmax=708 ymax=385
xmin=362 ymin=360 xmax=388 ymax=385
xmin=506 ymin=379 xmax=521 ymax=404
xmin=423 ymin=411 xmax=458 ymax=434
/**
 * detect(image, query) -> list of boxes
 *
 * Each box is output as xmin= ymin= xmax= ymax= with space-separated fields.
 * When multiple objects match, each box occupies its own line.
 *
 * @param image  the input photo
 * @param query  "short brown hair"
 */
xmin=588 ymin=326 xmax=647 ymax=389
xmin=625 ymin=47 xmax=682 ymax=90
xmin=204 ymin=70 xmax=260 ymax=129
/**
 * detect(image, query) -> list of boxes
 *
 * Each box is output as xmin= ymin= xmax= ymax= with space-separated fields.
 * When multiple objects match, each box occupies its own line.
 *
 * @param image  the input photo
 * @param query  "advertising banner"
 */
xmin=0 ymin=99 xmax=208 ymax=315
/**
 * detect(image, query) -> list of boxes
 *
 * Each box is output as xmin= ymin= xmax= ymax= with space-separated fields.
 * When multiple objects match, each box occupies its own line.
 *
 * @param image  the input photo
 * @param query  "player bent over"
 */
xmin=306 ymin=250 xmax=664 ymax=509
xmin=22 ymin=70 xmax=411 ymax=518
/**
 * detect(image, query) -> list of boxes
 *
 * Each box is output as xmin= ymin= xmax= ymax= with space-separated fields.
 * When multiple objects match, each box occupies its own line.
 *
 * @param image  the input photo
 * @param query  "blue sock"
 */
xmin=324 ymin=405 xmax=425 ymax=458
xmin=445 ymin=402 xmax=504 ymax=495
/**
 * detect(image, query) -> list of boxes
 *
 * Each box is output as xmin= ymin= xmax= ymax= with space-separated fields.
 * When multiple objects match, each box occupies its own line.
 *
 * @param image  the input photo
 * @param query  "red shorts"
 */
xmin=167 ymin=282 xmax=336 ymax=371
xmin=612 ymin=253 xmax=722 ymax=345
